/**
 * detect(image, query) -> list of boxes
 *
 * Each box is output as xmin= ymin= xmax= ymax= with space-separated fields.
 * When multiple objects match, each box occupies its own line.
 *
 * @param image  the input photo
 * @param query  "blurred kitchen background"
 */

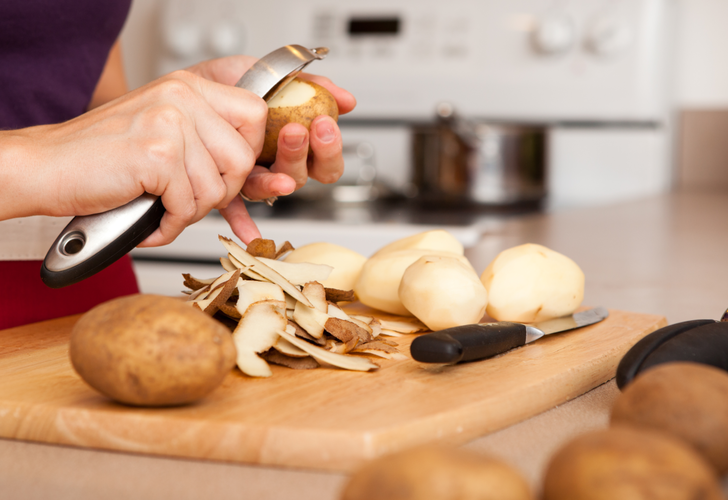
xmin=123 ymin=0 xmax=728 ymax=295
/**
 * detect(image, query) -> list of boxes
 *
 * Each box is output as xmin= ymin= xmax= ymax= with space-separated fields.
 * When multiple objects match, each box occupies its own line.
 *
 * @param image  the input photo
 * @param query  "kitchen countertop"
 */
xmin=3 ymin=189 xmax=727 ymax=499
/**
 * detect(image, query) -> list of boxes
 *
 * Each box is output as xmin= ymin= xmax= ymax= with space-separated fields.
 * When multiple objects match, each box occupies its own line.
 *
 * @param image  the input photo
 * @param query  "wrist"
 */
xmin=0 ymin=127 xmax=53 ymax=220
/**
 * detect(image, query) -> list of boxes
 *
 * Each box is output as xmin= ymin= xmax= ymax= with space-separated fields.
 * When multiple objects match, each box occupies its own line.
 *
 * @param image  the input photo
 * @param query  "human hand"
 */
xmin=15 ymin=68 xmax=268 ymax=246
xmin=188 ymin=55 xmax=357 ymax=241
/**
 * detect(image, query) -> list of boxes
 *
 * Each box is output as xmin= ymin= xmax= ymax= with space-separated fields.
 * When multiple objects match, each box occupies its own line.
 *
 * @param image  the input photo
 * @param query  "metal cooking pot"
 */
xmin=412 ymin=104 xmax=547 ymax=207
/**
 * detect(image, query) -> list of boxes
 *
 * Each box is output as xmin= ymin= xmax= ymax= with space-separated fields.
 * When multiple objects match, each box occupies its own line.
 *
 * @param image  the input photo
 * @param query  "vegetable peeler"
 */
xmin=41 ymin=45 xmax=328 ymax=289
xmin=616 ymin=308 xmax=728 ymax=389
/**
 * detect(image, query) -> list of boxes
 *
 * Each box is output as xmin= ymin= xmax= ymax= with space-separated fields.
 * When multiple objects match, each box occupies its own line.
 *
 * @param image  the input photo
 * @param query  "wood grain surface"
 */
xmin=0 ymin=307 xmax=665 ymax=472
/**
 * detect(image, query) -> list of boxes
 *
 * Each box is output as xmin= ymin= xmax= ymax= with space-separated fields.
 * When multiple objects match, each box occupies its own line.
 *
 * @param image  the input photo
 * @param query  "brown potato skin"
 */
xmin=542 ymin=427 xmax=722 ymax=500
xmin=258 ymin=78 xmax=339 ymax=166
xmin=341 ymin=445 xmax=533 ymax=500
xmin=70 ymin=294 xmax=236 ymax=407
xmin=611 ymin=362 xmax=728 ymax=473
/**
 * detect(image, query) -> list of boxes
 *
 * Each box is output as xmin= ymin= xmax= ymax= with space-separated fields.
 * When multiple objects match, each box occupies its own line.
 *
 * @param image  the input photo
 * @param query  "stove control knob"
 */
xmin=587 ymin=19 xmax=632 ymax=56
xmin=532 ymin=15 xmax=576 ymax=55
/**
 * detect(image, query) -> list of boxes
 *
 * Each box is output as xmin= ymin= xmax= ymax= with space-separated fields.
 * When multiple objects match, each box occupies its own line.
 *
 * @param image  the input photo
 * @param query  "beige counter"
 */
xmin=2 ymin=190 xmax=727 ymax=499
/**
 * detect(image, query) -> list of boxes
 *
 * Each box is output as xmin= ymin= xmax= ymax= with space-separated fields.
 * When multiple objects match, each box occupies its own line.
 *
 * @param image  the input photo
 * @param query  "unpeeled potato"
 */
xmin=70 ymin=294 xmax=236 ymax=407
xmin=543 ymin=426 xmax=722 ymax=500
xmin=480 ymin=244 xmax=584 ymax=322
xmin=341 ymin=445 xmax=533 ymax=500
xmin=283 ymin=242 xmax=366 ymax=290
xmin=611 ymin=362 xmax=728 ymax=473
xmin=257 ymin=78 xmax=339 ymax=166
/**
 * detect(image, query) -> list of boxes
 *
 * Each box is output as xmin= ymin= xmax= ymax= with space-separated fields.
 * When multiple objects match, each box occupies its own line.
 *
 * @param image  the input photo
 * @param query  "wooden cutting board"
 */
xmin=0 ymin=307 xmax=665 ymax=472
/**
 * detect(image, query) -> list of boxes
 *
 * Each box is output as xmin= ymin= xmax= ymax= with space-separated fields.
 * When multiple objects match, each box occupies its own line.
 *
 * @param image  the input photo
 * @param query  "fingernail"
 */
xmin=283 ymin=131 xmax=306 ymax=149
xmin=315 ymin=120 xmax=335 ymax=143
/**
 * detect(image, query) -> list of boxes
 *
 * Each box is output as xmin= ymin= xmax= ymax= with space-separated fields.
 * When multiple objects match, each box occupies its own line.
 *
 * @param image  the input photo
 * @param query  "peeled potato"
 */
xmin=342 ymin=445 xmax=533 ymax=500
xmin=70 ymin=294 xmax=236 ymax=407
xmin=611 ymin=362 xmax=728 ymax=473
xmin=543 ymin=427 xmax=722 ymax=500
xmin=399 ymin=255 xmax=488 ymax=330
xmin=355 ymin=249 xmax=473 ymax=316
xmin=283 ymin=242 xmax=366 ymax=290
xmin=258 ymin=78 xmax=339 ymax=166
xmin=372 ymin=230 xmax=464 ymax=257
xmin=480 ymin=243 xmax=584 ymax=322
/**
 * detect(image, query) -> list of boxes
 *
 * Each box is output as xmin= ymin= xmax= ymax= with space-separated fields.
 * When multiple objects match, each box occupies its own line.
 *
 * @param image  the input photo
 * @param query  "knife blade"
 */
xmin=410 ymin=307 xmax=609 ymax=364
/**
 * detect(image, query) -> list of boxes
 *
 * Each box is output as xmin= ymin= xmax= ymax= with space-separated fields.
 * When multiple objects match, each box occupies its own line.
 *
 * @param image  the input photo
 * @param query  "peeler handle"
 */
xmin=41 ymin=44 xmax=329 ymax=288
xmin=41 ymin=195 xmax=165 ymax=288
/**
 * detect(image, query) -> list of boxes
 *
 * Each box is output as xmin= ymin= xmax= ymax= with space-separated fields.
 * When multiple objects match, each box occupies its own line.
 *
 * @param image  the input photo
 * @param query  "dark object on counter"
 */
xmin=616 ymin=319 xmax=728 ymax=389
xmin=410 ymin=307 xmax=608 ymax=364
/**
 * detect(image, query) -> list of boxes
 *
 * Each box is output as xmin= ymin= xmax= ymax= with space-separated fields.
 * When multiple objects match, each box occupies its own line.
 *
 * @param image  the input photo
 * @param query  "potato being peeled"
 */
xmin=480 ymin=244 xmax=584 ymax=323
xmin=258 ymin=78 xmax=339 ymax=166
xmin=70 ymin=294 xmax=236 ymax=407
xmin=399 ymin=255 xmax=488 ymax=331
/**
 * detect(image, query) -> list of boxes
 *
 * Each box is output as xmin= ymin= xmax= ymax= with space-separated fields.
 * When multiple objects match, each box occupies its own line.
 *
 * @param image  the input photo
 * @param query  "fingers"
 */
xmin=186 ymin=55 xmax=259 ymax=86
xmin=219 ymin=195 xmax=262 ymax=244
xmin=240 ymin=165 xmax=296 ymax=202
xmin=125 ymin=67 xmax=353 ymax=249
xmin=268 ymin=116 xmax=344 ymax=188
xmin=268 ymin=122 xmax=310 ymax=189
xmin=298 ymin=73 xmax=357 ymax=115
xmin=146 ymin=72 xmax=267 ymax=209
xmin=180 ymin=89 xmax=258 ymax=208
xmin=306 ymin=115 xmax=344 ymax=184
xmin=187 ymin=74 xmax=268 ymax=157
xmin=134 ymin=84 xmax=258 ymax=247
xmin=136 ymin=117 xmax=219 ymax=247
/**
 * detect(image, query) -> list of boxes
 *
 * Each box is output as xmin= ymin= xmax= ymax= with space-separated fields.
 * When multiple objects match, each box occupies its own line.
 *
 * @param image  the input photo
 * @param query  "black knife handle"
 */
xmin=410 ymin=322 xmax=527 ymax=364
xmin=616 ymin=319 xmax=720 ymax=389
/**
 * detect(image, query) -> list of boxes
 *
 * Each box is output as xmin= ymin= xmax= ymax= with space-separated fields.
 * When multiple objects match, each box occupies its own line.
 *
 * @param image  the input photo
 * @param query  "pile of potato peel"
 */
xmin=183 ymin=236 xmax=420 ymax=378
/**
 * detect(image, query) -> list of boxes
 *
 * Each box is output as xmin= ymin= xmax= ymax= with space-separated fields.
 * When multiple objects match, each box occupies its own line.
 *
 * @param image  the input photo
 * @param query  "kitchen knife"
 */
xmin=40 ymin=45 xmax=328 ymax=289
xmin=410 ymin=307 xmax=609 ymax=364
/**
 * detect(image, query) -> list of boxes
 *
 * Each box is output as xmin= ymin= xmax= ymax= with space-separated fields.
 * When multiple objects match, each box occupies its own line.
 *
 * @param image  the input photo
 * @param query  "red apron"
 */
xmin=0 ymin=255 xmax=139 ymax=330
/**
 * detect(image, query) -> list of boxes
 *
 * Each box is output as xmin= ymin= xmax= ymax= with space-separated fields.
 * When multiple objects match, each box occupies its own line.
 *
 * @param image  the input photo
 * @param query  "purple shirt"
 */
xmin=0 ymin=0 xmax=132 ymax=129
xmin=0 ymin=0 xmax=139 ymax=330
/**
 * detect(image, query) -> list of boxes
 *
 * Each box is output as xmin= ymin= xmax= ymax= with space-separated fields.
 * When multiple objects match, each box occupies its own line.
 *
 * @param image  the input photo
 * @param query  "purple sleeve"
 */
xmin=0 ymin=0 xmax=132 ymax=129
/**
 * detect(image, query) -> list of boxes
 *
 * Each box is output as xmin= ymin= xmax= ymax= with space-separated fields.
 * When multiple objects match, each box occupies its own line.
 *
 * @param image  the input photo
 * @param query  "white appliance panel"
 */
xmin=157 ymin=0 xmax=672 ymax=121
xmin=547 ymin=127 xmax=670 ymax=209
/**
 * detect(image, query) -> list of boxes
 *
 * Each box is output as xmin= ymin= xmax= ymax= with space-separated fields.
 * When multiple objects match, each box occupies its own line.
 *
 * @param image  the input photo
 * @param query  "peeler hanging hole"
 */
xmin=60 ymin=232 xmax=86 ymax=256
